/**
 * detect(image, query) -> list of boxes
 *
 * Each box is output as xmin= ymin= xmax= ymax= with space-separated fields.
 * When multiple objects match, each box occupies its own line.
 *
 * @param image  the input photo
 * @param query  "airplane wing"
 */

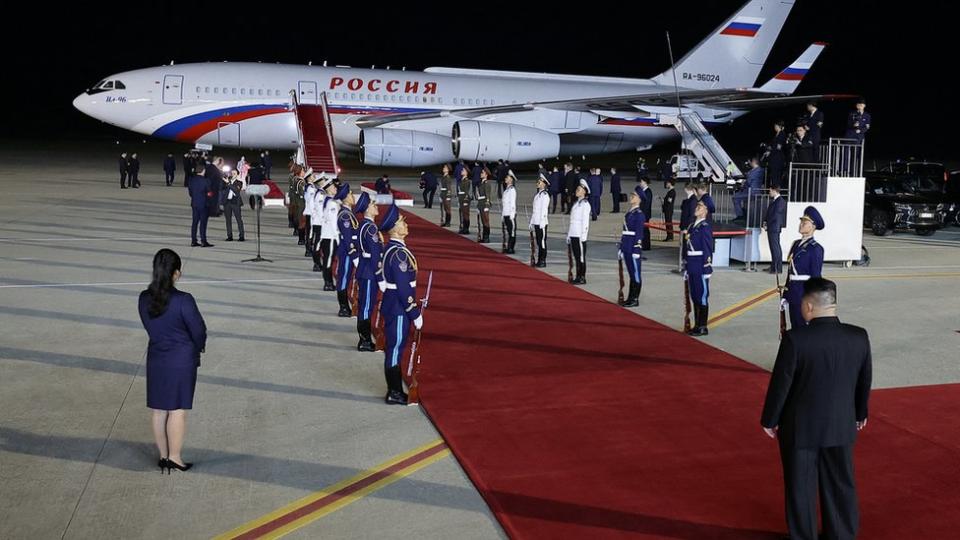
xmin=354 ymin=88 xmax=752 ymax=129
xmin=355 ymin=88 xmax=856 ymax=128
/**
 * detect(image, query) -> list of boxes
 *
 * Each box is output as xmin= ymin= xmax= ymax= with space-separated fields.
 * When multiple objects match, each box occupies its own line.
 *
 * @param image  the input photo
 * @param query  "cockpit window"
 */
xmin=86 ymin=79 xmax=125 ymax=94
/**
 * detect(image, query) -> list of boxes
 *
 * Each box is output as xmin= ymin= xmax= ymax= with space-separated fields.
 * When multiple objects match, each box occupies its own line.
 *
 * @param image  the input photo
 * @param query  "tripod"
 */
xmin=242 ymin=188 xmax=272 ymax=263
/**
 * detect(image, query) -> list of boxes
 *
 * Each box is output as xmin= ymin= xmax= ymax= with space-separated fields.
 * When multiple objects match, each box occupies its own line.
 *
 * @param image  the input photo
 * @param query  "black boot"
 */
xmin=620 ymin=282 xmax=640 ymax=307
xmin=357 ymin=320 xmax=376 ymax=352
xmin=384 ymin=366 xmax=408 ymax=405
xmin=337 ymin=290 xmax=351 ymax=317
xmin=700 ymin=305 xmax=709 ymax=335
xmin=482 ymin=226 xmax=490 ymax=243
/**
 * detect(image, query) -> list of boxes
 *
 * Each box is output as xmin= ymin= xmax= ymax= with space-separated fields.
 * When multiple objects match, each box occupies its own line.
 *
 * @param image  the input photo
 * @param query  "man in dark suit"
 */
xmin=562 ymin=163 xmax=578 ymax=213
xmin=661 ymin=179 xmax=676 ymax=241
xmin=182 ymin=152 xmax=193 ymax=187
xmin=118 ymin=153 xmax=129 ymax=189
xmin=187 ymin=164 xmax=214 ymax=247
xmin=763 ymin=185 xmax=787 ymax=273
xmin=761 ymin=278 xmax=872 ymax=540
xmin=609 ymin=167 xmax=622 ymax=213
xmin=163 ymin=153 xmax=176 ymax=186
xmin=203 ymin=157 xmax=224 ymax=217
xmin=679 ymin=183 xmax=697 ymax=233
xmin=638 ymin=178 xmax=653 ymax=252
xmin=129 ymin=153 xmax=141 ymax=188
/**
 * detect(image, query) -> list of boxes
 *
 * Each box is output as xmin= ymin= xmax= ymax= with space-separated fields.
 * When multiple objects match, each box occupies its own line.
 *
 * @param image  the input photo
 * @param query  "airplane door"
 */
xmin=218 ymin=122 xmax=240 ymax=147
xmin=602 ymin=133 xmax=624 ymax=153
xmin=298 ymin=81 xmax=318 ymax=104
xmin=162 ymin=75 xmax=184 ymax=105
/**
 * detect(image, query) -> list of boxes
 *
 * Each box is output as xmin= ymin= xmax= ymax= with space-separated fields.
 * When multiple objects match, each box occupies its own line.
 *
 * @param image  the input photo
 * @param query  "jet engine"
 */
xmin=359 ymin=128 xmax=454 ymax=167
xmin=452 ymin=121 xmax=560 ymax=163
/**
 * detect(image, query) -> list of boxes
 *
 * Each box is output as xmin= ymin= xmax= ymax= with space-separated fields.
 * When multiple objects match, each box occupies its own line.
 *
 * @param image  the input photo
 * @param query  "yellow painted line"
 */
xmin=830 ymin=272 xmax=960 ymax=281
xmin=707 ymin=287 xmax=779 ymax=329
xmin=215 ymin=439 xmax=450 ymax=540
xmin=700 ymin=271 xmax=960 ymax=331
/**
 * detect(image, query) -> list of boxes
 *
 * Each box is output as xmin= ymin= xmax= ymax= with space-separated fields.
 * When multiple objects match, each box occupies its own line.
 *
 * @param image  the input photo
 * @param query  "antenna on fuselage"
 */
xmin=666 ymin=31 xmax=685 ymax=157
xmin=323 ymin=60 xmax=327 ymax=67
xmin=169 ymin=60 xmax=174 ymax=66
xmin=308 ymin=61 xmax=312 ymax=66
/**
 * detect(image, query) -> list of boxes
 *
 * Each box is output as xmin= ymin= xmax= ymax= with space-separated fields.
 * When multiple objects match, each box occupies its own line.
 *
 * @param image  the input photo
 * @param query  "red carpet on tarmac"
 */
xmin=400 ymin=211 xmax=960 ymax=539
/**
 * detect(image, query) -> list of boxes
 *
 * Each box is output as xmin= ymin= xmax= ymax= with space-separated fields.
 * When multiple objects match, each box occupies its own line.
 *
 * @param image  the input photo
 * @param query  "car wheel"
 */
xmin=871 ymin=210 xmax=890 ymax=236
xmin=916 ymin=227 xmax=936 ymax=236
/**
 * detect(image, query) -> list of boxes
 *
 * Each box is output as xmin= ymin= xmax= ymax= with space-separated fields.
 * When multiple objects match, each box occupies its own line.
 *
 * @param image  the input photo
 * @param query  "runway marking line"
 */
xmin=707 ymin=287 xmax=778 ymax=329
xmin=214 ymin=439 xmax=450 ymax=540
xmin=702 ymin=272 xmax=960 ymax=329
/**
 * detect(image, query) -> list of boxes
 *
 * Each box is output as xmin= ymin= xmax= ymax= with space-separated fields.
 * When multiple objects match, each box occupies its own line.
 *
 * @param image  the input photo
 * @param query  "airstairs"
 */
xmin=664 ymin=113 xmax=742 ymax=181
xmin=290 ymin=91 xmax=340 ymax=175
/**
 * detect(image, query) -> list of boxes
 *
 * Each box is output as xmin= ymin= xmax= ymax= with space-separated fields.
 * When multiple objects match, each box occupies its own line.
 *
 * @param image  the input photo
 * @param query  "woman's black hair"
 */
xmin=146 ymin=248 xmax=182 ymax=318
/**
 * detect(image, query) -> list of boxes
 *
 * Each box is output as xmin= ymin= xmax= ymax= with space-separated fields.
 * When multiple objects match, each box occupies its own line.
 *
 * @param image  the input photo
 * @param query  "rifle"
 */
xmin=373 ymin=296 xmax=385 ymax=350
xmin=618 ymin=257 xmax=625 ymax=304
xmin=349 ymin=277 xmax=359 ymax=317
xmin=567 ymin=242 xmax=574 ymax=282
xmin=776 ymin=270 xmax=787 ymax=339
xmin=682 ymin=235 xmax=692 ymax=332
xmin=501 ymin=217 xmax=506 ymax=252
xmin=529 ymin=230 xmax=536 ymax=266
xmin=406 ymin=270 xmax=434 ymax=405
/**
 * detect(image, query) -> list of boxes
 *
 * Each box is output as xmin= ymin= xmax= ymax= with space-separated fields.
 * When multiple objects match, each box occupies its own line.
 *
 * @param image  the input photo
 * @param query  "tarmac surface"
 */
xmin=1 ymin=142 xmax=958 ymax=539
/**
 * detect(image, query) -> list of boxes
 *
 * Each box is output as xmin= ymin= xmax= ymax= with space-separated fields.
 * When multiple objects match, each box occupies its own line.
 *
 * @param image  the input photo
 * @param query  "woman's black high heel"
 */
xmin=158 ymin=458 xmax=169 ymax=473
xmin=166 ymin=459 xmax=193 ymax=472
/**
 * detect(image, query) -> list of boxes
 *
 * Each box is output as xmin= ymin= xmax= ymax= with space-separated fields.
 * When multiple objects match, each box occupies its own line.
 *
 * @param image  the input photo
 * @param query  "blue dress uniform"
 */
xmin=334 ymin=184 xmax=359 ymax=317
xmin=378 ymin=205 xmax=422 ymax=405
xmin=683 ymin=216 xmax=714 ymax=336
xmin=785 ymin=207 xmax=825 ymax=329
xmin=354 ymin=193 xmax=382 ymax=351
xmin=619 ymin=186 xmax=646 ymax=307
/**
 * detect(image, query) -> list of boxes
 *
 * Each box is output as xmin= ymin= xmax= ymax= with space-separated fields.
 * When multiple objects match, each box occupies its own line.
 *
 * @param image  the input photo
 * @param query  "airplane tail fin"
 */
xmin=756 ymin=42 xmax=826 ymax=94
xmin=655 ymin=0 xmax=795 ymax=90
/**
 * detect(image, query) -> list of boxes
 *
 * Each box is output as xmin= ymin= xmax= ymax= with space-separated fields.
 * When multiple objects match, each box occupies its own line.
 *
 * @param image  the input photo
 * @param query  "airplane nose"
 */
xmin=73 ymin=93 xmax=92 ymax=116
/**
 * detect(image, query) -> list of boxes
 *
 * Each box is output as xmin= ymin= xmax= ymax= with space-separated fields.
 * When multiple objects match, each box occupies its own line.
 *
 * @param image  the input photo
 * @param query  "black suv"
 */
xmin=864 ymin=174 xmax=942 ymax=236
xmin=940 ymin=171 xmax=960 ymax=227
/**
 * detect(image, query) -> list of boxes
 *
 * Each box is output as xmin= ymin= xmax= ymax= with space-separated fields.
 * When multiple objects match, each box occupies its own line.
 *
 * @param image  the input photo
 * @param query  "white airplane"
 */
xmin=73 ymin=0 xmax=840 ymax=168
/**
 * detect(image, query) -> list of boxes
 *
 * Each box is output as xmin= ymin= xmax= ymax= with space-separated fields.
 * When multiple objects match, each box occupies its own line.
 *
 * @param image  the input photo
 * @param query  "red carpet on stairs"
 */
xmin=400 ymin=211 xmax=960 ymax=539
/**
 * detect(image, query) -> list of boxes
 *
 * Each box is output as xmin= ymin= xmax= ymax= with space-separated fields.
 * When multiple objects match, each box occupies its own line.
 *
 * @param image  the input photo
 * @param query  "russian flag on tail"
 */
xmin=720 ymin=17 xmax=764 ymax=37
xmin=757 ymin=43 xmax=827 ymax=94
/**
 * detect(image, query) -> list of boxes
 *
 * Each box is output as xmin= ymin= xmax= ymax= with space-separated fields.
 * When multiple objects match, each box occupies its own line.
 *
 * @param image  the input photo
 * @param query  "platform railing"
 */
xmin=788 ymin=163 xmax=829 ymax=204
xmin=820 ymin=137 xmax=865 ymax=178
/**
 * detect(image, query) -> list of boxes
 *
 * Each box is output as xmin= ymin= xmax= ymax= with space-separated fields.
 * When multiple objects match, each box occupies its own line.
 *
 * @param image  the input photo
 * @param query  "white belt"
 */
xmin=478 ymin=196 xmax=487 ymax=200
xmin=362 ymin=253 xmax=372 ymax=258
xmin=789 ymin=275 xmax=810 ymax=281
xmin=621 ymin=231 xmax=635 ymax=236
xmin=351 ymin=235 xmax=357 ymax=239
xmin=687 ymin=250 xmax=703 ymax=256
xmin=384 ymin=281 xmax=417 ymax=289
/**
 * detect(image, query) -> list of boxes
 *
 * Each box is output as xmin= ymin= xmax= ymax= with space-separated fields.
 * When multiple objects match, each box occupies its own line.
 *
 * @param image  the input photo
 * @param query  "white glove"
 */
xmin=378 ymin=281 xmax=387 ymax=293
xmin=682 ymin=270 xmax=688 ymax=281
xmin=617 ymin=250 xmax=623 ymax=261
xmin=352 ymin=257 xmax=359 ymax=268
xmin=413 ymin=315 xmax=423 ymax=330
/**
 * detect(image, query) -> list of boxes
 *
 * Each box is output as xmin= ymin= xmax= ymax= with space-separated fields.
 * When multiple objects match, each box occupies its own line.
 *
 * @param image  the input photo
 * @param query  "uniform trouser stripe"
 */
xmin=701 ymin=276 xmax=709 ymax=305
xmin=360 ymin=279 xmax=373 ymax=320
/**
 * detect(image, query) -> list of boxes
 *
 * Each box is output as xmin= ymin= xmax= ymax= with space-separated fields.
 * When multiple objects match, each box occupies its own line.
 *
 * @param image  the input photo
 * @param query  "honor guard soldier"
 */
xmin=784 ymin=206 xmax=825 ymax=329
xmin=619 ymin=186 xmax=646 ymax=307
xmin=288 ymin=166 xmax=306 ymax=245
xmin=334 ymin=184 xmax=360 ymax=317
xmin=501 ymin=171 xmax=518 ymax=253
xmin=802 ymin=102 xmax=824 ymax=160
xmin=845 ymin=98 xmax=871 ymax=143
xmin=354 ymin=193 xmax=382 ymax=351
xmin=317 ymin=175 xmax=340 ymax=289
xmin=310 ymin=173 xmax=330 ymax=270
xmin=302 ymin=170 xmax=317 ymax=258
xmin=457 ymin=166 xmax=472 ymax=234
xmin=683 ymin=200 xmax=714 ymax=336
xmin=377 ymin=205 xmax=423 ymax=405
xmin=567 ymin=179 xmax=592 ymax=284
xmin=439 ymin=164 xmax=453 ymax=227
xmin=530 ymin=174 xmax=550 ymax=267
xmin=476 ymin=167 xmax=492 ymax=243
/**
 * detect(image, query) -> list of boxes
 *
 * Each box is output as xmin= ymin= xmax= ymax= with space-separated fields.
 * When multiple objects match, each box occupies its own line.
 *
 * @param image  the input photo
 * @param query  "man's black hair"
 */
xmin=803 ymin=277 xmax=837 ymax=307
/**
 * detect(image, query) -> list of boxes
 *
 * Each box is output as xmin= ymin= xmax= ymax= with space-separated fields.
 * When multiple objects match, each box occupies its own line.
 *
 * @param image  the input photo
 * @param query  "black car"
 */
xmin=940 ymin=171 xmax=960 ymax=227
xmin=864 ymin=175 xmax=941 ymax=236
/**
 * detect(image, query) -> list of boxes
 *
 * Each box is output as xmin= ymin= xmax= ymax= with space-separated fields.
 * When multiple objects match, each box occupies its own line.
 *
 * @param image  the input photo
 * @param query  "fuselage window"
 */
xmin=205 ymin=87 xmax=210 ymax=93
xmin=232 ymin=88 xmax=237 ymax=95
xmin=258 ymin=89 xmax=263 ymax=96
xmin=114 ymin=81 xmax=126 ymax=89
xmin=196 ymin=86 xmax=201 ymax=93
xmin=214 ymin=87 xmax=219 ymax=94
xmin=240 ymin=88 xmax=246 ymax=95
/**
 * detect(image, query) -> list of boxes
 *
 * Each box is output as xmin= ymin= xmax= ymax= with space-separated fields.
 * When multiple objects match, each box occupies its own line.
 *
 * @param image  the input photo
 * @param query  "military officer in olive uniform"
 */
xmin=288 ymin=167 xmax=306 ymax=245
xmin=439 ymin=164 xmax=454 ymax=227
xmin=457 ymin=166 xmax=472 ymax=234
xmin=476 ymin=167 xmax=493 ymax=243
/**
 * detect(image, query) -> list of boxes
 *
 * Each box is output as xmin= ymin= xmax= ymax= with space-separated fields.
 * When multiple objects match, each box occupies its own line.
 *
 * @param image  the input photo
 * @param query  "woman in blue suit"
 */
xmin=138 ymin=249 xmax=206 ymax=472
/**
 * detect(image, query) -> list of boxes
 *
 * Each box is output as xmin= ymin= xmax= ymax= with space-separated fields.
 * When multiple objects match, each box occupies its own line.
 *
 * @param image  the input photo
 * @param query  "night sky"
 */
xmin=3 ymin=1 xmax=951 ymax=161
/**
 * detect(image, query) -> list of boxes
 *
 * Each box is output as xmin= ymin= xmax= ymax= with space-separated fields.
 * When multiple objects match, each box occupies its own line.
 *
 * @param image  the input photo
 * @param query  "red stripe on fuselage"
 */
xmin=174 ymin=106 xmax=289 ymax=142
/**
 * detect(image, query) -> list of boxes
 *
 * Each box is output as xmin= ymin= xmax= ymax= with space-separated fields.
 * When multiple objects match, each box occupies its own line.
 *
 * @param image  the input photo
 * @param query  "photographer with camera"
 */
xmin=788 ymin=125 xmax=815 ymax=164
xmin=223 ymin=170 xmax=245 ymax=242
xmin=761 ymin=120 xmax=788 ymax=188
